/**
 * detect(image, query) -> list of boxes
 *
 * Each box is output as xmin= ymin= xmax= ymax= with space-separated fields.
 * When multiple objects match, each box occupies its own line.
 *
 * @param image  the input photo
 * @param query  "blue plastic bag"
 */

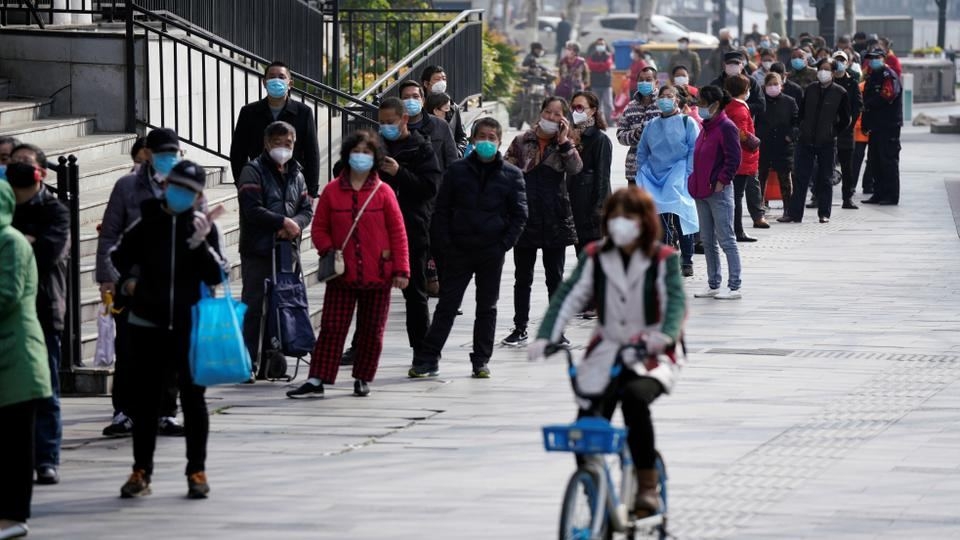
xmin=189 ymin=276 xmax=251 ymax=386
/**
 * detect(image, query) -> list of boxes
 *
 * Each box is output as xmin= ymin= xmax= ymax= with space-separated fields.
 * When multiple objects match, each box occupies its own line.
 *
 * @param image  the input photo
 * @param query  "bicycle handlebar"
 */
xmin=544 ymin=342 xmax=649 ymax=402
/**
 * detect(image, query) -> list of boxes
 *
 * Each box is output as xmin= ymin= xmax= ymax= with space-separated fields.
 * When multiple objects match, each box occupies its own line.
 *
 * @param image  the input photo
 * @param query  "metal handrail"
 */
xmin=356 ymin=8 xmax=484 ymax=101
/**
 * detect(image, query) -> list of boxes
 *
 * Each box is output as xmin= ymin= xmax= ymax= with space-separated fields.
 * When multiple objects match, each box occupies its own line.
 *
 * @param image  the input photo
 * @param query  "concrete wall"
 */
xmin=0 ymin=30 xmax=144 ymax=132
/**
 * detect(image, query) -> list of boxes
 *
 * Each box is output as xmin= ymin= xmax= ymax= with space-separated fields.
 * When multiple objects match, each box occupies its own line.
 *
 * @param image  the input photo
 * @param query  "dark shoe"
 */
xmin=736 ymin=234 xmax=757 ymax=243
xmin=120 ymin=469 xmax=151 ymax=498
xmin=187 ymin=471 xmax=210 ymax=499
xmin=157 ymin=416 xmax=185 ymax=437
xmin=35 ymin=466 xmax=59 ymax=485
xmin=819 ymin=216 xmax=830 ymax=223
xmin=878 ymin=200 xmax=898 ymax=206
xmin=681 ymin=264 xmax=694 ymax=277
xmin=353 ymin=379 xmax=370 ymax=397
xmin=408 ymin=365 xmax=439 ymax=378
xmin=471 ymin=364 xmax=491 ymax=379
xmin=102 ymin=412 xmax=134 ymax=438
xmin=694 ymin=241 xmax=704 ymax=254
xmin=286 ymin=381 xmax=324 ymax=398
xmin=776 ymin=216 xmax=797 ymax=223
xmin=752 ymin=218 xmax=770 ymax=229
xmin=456 ymin=308 xmax=464 ymax=316
xmin=842 ymin=199 xmax=859 ymax=209
xmin=861 ymin=197 xmax=881 ymax=204
xmin=634 ymin=468 xmax=660 ymax=518
xmin=340 ymin=347 xmax=354 ymax=366
xmin=501 ymin=328 xmax=528 ymax=347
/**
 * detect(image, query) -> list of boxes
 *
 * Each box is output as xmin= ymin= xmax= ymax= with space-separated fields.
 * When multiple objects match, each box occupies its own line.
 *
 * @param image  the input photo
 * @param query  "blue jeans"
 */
xmin=35 ymin=332 xmax=62 ymax=468
xmin=695 ymin=185 xmax=742 ymax=290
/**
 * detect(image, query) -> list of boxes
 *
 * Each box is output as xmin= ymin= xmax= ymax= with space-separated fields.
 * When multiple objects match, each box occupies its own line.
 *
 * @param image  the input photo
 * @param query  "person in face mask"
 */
xmin=568 ymin=91 xmax=613 ymax=273
xmin=96 ymin=127 xmax=197 ymax=440
xmin=708 ymin=51 xmax=766 ymax=119
xmin=756 ymin=72 xmax=799 ymax=221
xmin=617 ymin=66 xmax=661 ymax=186
xmin=0 ymin=136 xmax=19 ymax=181
xmin=635 ymin=85 xmax=701 ymax=277
xmin=753 ymin=49 xmax=777 ymax=86
xmin=668 ymin=36 xmax=701 ymax=86
xmin=399 ymin=80 xmax=458 ymax=170
xmin=722 ymin=75 xmax=768 ymax=240
xmin=420 ymin=65 xmax=468 ymax=155
xmin=783 ymin=58 xmax=851 ymax=223
xmin=556 ymin=41 xmax=588 ymax=101
xmin=501 ymin=96 xmax=582 ymax=348
xmin=528 ymin=186 xmax=688 ymax=520
xmin=409 ymin=118 xmax=528 ymax=379
xmin=235 ymin=121 xmax=314 ymax=378
xmin=230 ymin=61 xmax=320 ymax=197
xmin=586 ymin=39 xmax=615 ymax=124
xmin=830 ymin=52 xmax=864 ymax=209
xmin=860 ymin=47 xmax=903 ymax=206
xmin=110 ymin=159 xmax=228 ymax=500
xmin=788 ymin=48 xmax=818 ymax=88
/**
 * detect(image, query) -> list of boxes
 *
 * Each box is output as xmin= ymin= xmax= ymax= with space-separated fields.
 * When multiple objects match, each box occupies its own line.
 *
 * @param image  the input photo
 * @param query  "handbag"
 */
xmin=93 ymin=293 xmax=117 ymax=367
xmin=742 ymin=131 xmax=761 ymax=151
xmin=317 ymin=181 xmax=383 ymax=283
xmin=189 ymin=272 xmax=252 ymax=386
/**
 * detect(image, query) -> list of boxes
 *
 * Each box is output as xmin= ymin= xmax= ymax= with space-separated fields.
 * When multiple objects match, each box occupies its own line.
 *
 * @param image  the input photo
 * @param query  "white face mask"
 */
xmin=673 ymin=76 xmax=689 ymax=86
xmin=745 ymin=90 xmax=751 ymax=101
xmin=725 ymin=63 xmax=742 ymax=77
xmin=269 ymin=147 xmax=293 ymax=166
xmin=765 ymin=85 xmax=782 ymax=97
xmin=539 ymin=118 xmax=559 ymax=135
xmin=430 ymin=80 xmax=447 ymax=94
xmin=607 ymin=217 xmax=641 ymax=247
xmin=817 ymin=70 xmax=833 ymax=84
xmin=762 ymin=61 xmax=773 ymax=71
xmin=571 ymin=110 xmax=589 ymax=125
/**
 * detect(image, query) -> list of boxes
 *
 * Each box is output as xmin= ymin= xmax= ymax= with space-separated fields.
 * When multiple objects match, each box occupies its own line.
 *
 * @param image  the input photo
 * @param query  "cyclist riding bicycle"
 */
xmin=529 ymin=186 xmax=687 ymax=519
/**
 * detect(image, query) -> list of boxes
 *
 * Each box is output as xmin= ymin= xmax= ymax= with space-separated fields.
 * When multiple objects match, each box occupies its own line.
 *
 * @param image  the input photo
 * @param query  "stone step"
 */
xmin=0 ymin=116 xmax=97 ymax=149
xmin=949 ymin=115 xmax=960 ymax=126
xmin=0 ymin=98 xmax=53 ymax=127
xmin=38 ymin=133 xmax=138 ymax=169
xmin=931 ymin=121 xmax=960 ymax=135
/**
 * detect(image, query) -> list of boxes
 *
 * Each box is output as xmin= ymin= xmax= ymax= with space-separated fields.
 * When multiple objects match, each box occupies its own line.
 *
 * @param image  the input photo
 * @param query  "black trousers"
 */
xmin=414 ymin=248 xmax=506 ymax=369
xmin=0 ymin=400 xmax=37 ymax=522
xmin=869 ymin=127 xmax=901 ymax=204
xmin=790 ymin=143 xmax=836 ymax=221
xmin=838 ymin=146 xmax=857 ymax=201
xmin=241 ymin=255 xmax=274 ymax=372
xmin=402 ymin=243 xmax=431 ymax=350
xmin=577 ymin=374 xmax=663 ymax=469
xmin=733 ymin=173 xmax=764 ymax=236
xmin=513 ymin=245 xmax=566 ymax=330
xmin=128 ymin=324 xmax=208 ymax=477
xmin=758 ymin=157 xmax=794 ymax=211
xmin=112 ymin=309 xmax=178 ymax=418
xmin=853 ymin=141 xmax=874 ymax=193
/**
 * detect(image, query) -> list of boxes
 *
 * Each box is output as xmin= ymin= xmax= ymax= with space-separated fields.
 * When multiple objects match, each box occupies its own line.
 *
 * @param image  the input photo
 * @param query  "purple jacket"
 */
xmin=687 ymin=110 xmax=741 ymax=199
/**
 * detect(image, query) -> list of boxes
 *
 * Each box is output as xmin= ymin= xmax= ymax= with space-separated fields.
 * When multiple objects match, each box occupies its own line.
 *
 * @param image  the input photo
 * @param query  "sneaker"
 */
xmin=715 ymin=288 xmax=742 ymax=300
xmin=157 ymin=416 xmax=185 ymax=437
xmin=472 ymin=364 xmax=491 ymax=379
xmin=0 ymin=523 xmax=29 ymax=539
xmin=286 ymin=381 xmax=324 ymax=398
xmin=681 ymin=264 xmax=694 ymax=277
xmin=501 ymin=328 xmax=528 ymax=347
xmin=407 ymin=365 xmax=439 ymax=378
xmin=353 ymin=379 xmax=370 ymax=397
xmin=102 ymin=412 xmax=134 ymax=438
xmin=340 ymin=347 xmax=354 ymax=366
xmin=694 ymin=287 xmax=720 ymax=298
xmin=186 ymin=471 xmax=210 ymax=499
xmin=35 ymin=466 xmax=59 ymax=485
xmin=120 ymin=469 xmax=151 ymax=498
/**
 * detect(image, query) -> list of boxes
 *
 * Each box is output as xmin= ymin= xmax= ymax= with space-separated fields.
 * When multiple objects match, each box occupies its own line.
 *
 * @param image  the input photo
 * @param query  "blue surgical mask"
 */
xmin=348 ymin=152 xmax=374 ymax=173
xmin=699 ymin=106 xmax=714 ymax=120
xmin=266 ymin=78 xmax=288 ymax=99
xmin=380 ymin=123 xmax=401 ymax=141
xmin=0 ymin=164 xmax=6 ymax=180
xmin=474 ymin=140 xmax=498 ymax=160
xmin=637 ymin=81 xmax=654 ymax=96
xmin=836 ymin=61 xmax=847 ymax=72
xmin=747 ymin=47 xmax=756 ymax=55
xmin=869 ymin=58 xmax=884 ymax=71
xmin=656 ymin=98 xmax=676 ymax=114
xmin=760 ymin=40 xmax=771 ymax=48
xmin=152 ymin=152 xmax=179 ymax=176
xmin=791 ymin=58 xmax=806 ymax=70
xmin=165 ymin=184 xmax=197 ymax=214
xmin=403 ymin=98 xmax=423 ymax=117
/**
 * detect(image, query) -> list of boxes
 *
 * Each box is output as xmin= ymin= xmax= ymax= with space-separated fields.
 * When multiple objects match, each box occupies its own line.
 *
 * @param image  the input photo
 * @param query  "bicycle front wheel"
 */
xmin=559 ymin=468 xmax=607 ymax=540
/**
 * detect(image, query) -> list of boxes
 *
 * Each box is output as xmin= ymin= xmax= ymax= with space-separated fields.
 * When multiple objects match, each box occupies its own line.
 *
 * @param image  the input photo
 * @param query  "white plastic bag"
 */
xmin=93 ymin=303 xmax=116 ymax=367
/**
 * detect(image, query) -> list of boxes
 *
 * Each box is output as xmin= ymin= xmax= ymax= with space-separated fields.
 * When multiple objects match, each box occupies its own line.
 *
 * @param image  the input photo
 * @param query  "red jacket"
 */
xmin=311 ymin=172 xmax=410 ymax=287
xmin=724 ymin=99 xmax=759 ymax=175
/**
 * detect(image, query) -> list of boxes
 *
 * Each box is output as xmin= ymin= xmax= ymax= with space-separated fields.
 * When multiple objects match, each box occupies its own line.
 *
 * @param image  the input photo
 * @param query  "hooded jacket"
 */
xmin=0 ymin=180 xmax=52 ymax=409
xmin=237 ymin=153 xmax=313 ymax=258
xmin=13 ymin=185 xmax=69 ymax=333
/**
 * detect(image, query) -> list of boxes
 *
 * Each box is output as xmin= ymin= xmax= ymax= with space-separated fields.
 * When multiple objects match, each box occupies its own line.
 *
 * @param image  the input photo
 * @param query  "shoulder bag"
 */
xmin=317 ymin=181 xmax=383 ymax=283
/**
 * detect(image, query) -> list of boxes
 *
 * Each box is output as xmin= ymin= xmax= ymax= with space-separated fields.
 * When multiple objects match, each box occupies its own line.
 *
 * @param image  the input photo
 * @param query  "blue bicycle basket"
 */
xmin=542 ymin=417 xmax=627 ymax=454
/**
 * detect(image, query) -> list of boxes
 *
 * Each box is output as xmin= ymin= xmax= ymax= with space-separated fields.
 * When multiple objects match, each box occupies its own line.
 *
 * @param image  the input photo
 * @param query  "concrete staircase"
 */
xmin=931 ymin=115 xmax=960 ymax=134
xmin=0 ymin=77 xmax=329 ymax=381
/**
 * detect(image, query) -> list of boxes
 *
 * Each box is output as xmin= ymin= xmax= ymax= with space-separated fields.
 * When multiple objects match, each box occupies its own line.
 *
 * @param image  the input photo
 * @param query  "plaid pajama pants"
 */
xmin=310 ymin=285 xmax=392 ymax=384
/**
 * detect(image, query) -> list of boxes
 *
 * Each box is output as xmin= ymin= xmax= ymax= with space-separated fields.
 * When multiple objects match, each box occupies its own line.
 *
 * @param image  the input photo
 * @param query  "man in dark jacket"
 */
xmin=785 ymin=58 xmax=851 ymax=223
xmin=230 ymin=61 xmax=321 ymax=197
xmin=709 ymin=51 xmax=765 ymax=118
xmin=787 ymin=48 xmax=819 ymax=89
xmin=399 ymin=81 xmax=459 ymax=171
xmin=8 ymin=148 xmax=68 ymax=486
xmin=236 ymin=121 xmax=313 ymax=376
xmin=830 ymin=53 xmax=863 ymax=209
xmin=421 ymin=65 xmax=468 ymax=156
xmin=861 ymin=47 xmax=903 ymax=206
xmin=96 ymin=128 xmax=188 ymax=438
xmin=770 ymin=62 xmax=804 ymax=104
xmin=409 ymin=118 xmax=528 ymax=379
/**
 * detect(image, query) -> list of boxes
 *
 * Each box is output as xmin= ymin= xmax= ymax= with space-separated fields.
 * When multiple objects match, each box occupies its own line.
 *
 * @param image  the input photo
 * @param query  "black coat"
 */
xmin=230 ymin=98 xmax=321 ymax=197
xmin=12 ymin=186 xmax=69 ymax=333
xmin=409 ymin=114 xmax=459 ymax=171
xmin=862 ymin=66 xmax=903 ymax=133
xmin=111 ymin=199 xmax=226 ymax=331
xmin=798 ymin=82 xmax=851 ymax=147
xmin=445 ymin=102 xmax=468 ymax=156
xmin=833 ymin=74 xmax=863 ymax=150
xmin=756 ymin=93 xmax=799 ymax=167
xmin=430 ymin=153 xmax=528 ymax=254
xmin=236 ymin=153 xmax=314 ymax=258
xmin=710 ymin=71 xmax=766 ymax=118
xmin=781 ymin=79 xmax=804 ymax=105
xmin=381 ymin=130 xmax=443 ymax=249
xmin=568 ymin=126 xmax=612 ymax=245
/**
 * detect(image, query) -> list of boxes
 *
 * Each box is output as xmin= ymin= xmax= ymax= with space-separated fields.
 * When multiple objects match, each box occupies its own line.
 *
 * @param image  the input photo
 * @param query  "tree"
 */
xmin=565 ymin=0 xmax=583 ymax=39
xmin=844 ymin=0 xmax=855 ymax=39
xmin=764 ymin=0 xmax=786 ymax=38
xmin=526 ymin=0 xmax=539 ymax=43
xmin=634 ymin=0 xmax=657 ymax=39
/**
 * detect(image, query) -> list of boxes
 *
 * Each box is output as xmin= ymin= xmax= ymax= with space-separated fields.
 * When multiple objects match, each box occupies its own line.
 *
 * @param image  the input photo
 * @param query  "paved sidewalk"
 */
xmin=31 ymin=118 xmax=960 ymax=539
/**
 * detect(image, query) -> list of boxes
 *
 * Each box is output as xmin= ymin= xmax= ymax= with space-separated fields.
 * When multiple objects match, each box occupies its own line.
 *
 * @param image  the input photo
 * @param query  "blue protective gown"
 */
xmin=635 ymin=113 xmax=701 ymax=236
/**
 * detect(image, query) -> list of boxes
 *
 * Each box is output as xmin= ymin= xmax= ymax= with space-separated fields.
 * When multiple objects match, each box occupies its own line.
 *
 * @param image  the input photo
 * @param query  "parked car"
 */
xmin=580 ymin=14 xmax=718 ymax=46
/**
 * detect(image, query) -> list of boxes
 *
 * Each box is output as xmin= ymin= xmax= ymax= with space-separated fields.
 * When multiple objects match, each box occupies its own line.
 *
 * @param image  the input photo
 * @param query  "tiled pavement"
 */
xmin=31 ymin=111 xmax=960 ymax=539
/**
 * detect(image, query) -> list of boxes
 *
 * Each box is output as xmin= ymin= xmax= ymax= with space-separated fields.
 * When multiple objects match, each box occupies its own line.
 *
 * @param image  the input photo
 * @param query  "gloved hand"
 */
xmin=641 ymin=330 xmax=674 ymax=355
xmin=187 ymin=212 xmax=212 ymax=249
xmin=527 ymin=338 xmax=550 ymax=362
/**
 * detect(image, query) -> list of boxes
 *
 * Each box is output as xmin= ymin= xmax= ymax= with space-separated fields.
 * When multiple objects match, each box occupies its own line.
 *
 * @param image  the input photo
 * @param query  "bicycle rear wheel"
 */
xmin=559 ymin=468 xmax=607 ymax=540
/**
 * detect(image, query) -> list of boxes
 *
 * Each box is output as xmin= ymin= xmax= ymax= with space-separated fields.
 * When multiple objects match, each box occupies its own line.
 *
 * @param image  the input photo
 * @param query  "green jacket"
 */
xmin=0 ymin=180 xmax=51 ymax=408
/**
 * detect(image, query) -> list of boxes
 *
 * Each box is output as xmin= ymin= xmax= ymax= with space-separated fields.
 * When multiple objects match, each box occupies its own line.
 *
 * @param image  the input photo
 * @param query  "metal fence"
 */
xmin=0 ymin=0 xmax=119 ymax=27
xmin=49 ymin=156 xmax=81 ymax=370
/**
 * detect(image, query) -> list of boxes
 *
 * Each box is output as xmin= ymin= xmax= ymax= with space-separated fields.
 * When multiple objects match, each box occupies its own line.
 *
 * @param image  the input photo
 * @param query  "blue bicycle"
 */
xmin=542 ymin=344 xmax=669 ymax=540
